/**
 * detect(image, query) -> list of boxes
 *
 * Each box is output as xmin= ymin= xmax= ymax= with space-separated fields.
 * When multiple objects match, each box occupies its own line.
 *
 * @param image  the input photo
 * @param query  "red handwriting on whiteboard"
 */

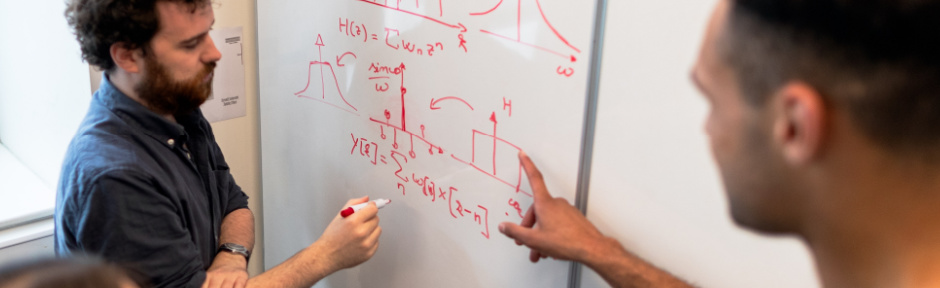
xmin=349 ymin=127 xmax=501 ymax=239
xmin=508 ymin=198 xmax=524 ymax=218
xmin=299 ymin=54 xmax=543 ymax=239
xmin=350 ymin=133 xmax=379 ymax=165
xmin=340 ymin=15 xmax=466 ymax=58
xmin=471 ymin=0 xmax=580 ymax=61
xmin=343 ymin=1 xmax=583 ymax=74
xmin=450 ymin=110 xmax=532 ymax=197
xmin=388 ymin=31 xmax=445 ymax=57
xmin=294 ymin=34 xmax=359 ymax=115
xmin=458 ymin=33 xmax=468 ymax=52
xmin=339 ymin=17 xmax=377 ymax=43
xmin=355 ymin=0 xmax=464 ymax=31
xmin=557 ymin=66 xmax=574 ymax=77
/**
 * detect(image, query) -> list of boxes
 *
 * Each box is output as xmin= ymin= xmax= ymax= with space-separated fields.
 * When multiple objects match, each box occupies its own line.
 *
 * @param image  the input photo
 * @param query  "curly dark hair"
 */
xmin=64 ymin=0 xmax=211 ymax=71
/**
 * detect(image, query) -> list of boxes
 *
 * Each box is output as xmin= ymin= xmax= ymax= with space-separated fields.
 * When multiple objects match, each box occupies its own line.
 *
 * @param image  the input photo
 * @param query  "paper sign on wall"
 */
xmin=203 ymin=26 xmax=246 ymax=123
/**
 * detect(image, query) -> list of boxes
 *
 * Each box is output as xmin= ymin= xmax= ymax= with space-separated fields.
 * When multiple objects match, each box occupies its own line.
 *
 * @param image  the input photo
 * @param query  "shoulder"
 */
xmin=58 ymin=105 xmax=164 ymax=203
xmin=62 ymin=122 xmax=145 ymax=185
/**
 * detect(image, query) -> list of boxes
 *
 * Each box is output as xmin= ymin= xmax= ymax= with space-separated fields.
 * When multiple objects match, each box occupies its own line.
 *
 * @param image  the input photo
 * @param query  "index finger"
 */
xmin=519 ymin=151 xmax=551 ymax=202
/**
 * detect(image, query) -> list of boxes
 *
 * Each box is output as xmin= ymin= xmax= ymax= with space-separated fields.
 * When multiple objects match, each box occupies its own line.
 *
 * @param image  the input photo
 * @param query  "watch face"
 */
xmin=224 ymin=243 xmax=247 ymax=252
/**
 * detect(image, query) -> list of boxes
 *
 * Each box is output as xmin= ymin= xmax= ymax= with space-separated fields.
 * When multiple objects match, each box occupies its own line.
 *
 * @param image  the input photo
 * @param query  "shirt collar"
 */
xmin=95 ymin=73 xmax=188 ymax=149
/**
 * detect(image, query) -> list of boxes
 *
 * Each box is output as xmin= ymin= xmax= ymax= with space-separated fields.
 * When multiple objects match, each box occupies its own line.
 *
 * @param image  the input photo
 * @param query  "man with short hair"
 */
xmin=56 ymin=1 xmax=382 ymax=287
xmin=500 ymin=0 xmax=940 ymax=287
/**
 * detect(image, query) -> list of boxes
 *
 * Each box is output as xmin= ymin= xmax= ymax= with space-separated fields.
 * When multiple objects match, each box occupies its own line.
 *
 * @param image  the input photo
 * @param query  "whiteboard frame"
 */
xmin=569 ymin=0 xmax=608 ymax=287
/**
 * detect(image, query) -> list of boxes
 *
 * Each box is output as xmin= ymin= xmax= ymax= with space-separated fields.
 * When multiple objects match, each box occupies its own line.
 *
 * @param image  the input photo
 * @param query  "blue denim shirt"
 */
xmin=55 ymin=75 xmax=249 ymax=288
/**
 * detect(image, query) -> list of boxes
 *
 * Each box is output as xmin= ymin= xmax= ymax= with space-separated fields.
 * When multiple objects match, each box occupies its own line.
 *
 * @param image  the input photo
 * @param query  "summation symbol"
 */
xmin=293 ymin=34 xmax=537 ymax=237
xmin=295 ymin=34 xmax=360 ymax=114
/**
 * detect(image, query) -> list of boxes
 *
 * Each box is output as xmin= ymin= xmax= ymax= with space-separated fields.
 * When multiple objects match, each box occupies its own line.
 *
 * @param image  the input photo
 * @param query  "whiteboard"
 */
xmin=258 ymin=1 xmax=599 ymax=287
xmin=582 ymin=0 xmax=819 ymax=287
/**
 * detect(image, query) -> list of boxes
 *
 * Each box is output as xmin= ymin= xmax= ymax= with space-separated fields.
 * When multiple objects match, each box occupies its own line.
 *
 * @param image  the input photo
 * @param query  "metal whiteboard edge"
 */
xmin=568 ymin=0 xmax=608 ymax=287
xmin=252 ymin=0 xmax=266 ymax=271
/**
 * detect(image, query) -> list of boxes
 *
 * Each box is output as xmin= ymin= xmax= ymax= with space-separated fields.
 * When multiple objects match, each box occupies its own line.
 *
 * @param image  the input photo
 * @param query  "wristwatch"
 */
xmin=217 ymin=243 xmax=251 ymax=262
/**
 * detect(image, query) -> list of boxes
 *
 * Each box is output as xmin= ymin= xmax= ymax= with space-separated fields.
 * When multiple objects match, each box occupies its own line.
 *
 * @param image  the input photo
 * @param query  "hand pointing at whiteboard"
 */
xmin=498 ymin=152 xmax=691 ymax=288
xmin=498 ymin=152 xmax=608 ymax=263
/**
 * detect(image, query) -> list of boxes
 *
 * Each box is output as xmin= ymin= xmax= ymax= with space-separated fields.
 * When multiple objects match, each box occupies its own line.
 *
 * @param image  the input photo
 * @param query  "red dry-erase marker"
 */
xmin=340 ymin=199 xmax=391 ymax=218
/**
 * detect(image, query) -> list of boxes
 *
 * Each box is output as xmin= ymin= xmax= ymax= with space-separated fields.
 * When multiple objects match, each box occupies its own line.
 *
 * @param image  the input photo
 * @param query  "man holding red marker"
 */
xmin=56 ymin=1 xmax=382 ymax=287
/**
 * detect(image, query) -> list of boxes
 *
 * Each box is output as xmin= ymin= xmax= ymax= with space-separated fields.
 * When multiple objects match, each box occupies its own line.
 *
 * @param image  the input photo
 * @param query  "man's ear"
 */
xmin=772 ymin=82 xmax=827 ymax=165
xmin=109 ymin=42 xmax=144 ymax=74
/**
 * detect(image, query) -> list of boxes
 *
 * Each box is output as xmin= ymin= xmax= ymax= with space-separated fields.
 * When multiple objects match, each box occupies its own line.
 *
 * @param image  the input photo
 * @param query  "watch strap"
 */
xmin=217 ymin=243 xmax=251 ymax=262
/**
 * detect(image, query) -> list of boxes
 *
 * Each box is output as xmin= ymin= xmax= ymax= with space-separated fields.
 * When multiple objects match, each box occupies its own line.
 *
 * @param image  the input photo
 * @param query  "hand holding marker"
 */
xmin=341 ymin=198 xmax=391 ymax=218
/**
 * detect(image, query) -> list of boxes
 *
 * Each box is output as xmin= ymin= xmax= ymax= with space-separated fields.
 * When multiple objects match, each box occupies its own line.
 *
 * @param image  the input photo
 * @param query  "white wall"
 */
xmin=0 ymin=0 xmax=90 ymax=262
xmin=0 ymin=0 xmax=92 ymax=188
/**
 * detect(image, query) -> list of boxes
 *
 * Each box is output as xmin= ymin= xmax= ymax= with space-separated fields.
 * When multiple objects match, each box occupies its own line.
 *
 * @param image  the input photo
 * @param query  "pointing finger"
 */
xmin=519 ymin=151 xmax=551 ymax=203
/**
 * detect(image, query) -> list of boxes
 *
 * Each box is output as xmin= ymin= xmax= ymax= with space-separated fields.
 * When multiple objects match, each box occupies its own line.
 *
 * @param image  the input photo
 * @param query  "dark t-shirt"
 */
xmin=54 ymin=76 xmax=249 ymax=288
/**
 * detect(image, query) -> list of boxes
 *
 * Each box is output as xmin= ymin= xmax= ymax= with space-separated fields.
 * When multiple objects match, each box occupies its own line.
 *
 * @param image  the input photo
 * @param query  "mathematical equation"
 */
xmin=340 ymin=17 xmax=466 ymax=57
xmin=291 ymin=0 xmax=589 ymax=239
xmin=350 ymin=131 xmax=527 ymax=239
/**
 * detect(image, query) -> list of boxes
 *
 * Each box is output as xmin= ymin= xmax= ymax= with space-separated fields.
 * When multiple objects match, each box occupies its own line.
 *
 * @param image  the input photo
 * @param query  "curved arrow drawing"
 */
xmin=469 ymin=0 xmax=504 ymax=16
xmin=430 ymin=96 xmax=474 ymax=111
xmin=336 ymin=52 xmax=357 ymax=67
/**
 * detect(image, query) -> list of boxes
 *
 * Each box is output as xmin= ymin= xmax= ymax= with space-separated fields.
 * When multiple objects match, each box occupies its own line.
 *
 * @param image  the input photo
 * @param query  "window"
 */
xmin=0 ymin=1 xmax=93 ymax=246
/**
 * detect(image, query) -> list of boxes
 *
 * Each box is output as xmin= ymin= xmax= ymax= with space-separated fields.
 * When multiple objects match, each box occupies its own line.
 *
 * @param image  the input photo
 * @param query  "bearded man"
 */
xmin=56 ymin=1 xmax=382 ymax=288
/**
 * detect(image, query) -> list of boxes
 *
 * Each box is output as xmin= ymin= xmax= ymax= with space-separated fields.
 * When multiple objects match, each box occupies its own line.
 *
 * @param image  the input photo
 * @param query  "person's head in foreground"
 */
xmin=0 ymin=258 xmax=146 ymax=288
xmin=695 ymin=0 xmax=940 ymax=285
xmin=502 ymin=0 xmax=940 ymax=287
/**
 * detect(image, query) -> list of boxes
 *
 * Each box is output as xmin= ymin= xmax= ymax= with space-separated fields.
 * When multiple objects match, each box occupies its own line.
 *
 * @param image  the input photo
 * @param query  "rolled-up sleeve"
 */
xmin=203 ymin=121 xmax=250 ymax=217
xmin=214 ymin=167 xmax=249 ymax=217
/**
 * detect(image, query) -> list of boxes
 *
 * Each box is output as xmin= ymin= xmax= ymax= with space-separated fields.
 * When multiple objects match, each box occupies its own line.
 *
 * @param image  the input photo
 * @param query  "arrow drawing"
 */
xmin=336 ymin=52 xmax=357 ymax=67
xmin=430 ymin=96 xmax=474 ymax=111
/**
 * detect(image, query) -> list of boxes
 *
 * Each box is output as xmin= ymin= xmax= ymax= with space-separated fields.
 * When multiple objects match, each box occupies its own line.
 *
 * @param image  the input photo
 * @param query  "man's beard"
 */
xmin=135 ymin=53 xmax=216 ymax=116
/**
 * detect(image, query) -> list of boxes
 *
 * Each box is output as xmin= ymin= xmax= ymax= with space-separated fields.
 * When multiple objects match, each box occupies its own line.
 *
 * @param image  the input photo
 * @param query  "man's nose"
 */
xmin=203 ymin=34 xmax=222 ymax=63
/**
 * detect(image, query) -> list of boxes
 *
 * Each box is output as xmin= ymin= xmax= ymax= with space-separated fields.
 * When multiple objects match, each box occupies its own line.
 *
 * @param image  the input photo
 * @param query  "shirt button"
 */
xmin=167 ymin=139 xmax=175 ymax=146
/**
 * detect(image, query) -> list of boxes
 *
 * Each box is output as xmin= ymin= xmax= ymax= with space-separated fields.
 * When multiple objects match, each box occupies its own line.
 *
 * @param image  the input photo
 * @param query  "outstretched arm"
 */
xmin=498 ymin=152 xmax=692 ymax=288
xmin=246 ymin=197 xmax=382 ymax=288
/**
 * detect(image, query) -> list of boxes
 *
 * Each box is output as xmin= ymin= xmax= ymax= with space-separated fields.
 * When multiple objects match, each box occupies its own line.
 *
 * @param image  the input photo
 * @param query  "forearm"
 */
xmin=219 ymin=208 xmax=255 ymax=251
xmin=246 ymin=241 xmax=335 ymax=288
xmin=211 ymin=208 xmax=255 ymax=270
xmin=585 ymin=237 xmax=693 ymax=288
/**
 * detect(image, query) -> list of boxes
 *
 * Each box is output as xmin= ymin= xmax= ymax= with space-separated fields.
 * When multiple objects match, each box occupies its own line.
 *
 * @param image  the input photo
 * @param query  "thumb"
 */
xmin=499 ymin=222 xmax=539 ymax=247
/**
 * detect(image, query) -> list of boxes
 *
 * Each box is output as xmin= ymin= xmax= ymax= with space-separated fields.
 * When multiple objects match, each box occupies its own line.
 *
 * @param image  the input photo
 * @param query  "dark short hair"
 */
xmin=722 ymin=0 xmax=940 ymax=154
xmin=0 ymin=257 xmax=149 ymax=288
xmin=65 ymin=0 xmax=211 ymax=71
